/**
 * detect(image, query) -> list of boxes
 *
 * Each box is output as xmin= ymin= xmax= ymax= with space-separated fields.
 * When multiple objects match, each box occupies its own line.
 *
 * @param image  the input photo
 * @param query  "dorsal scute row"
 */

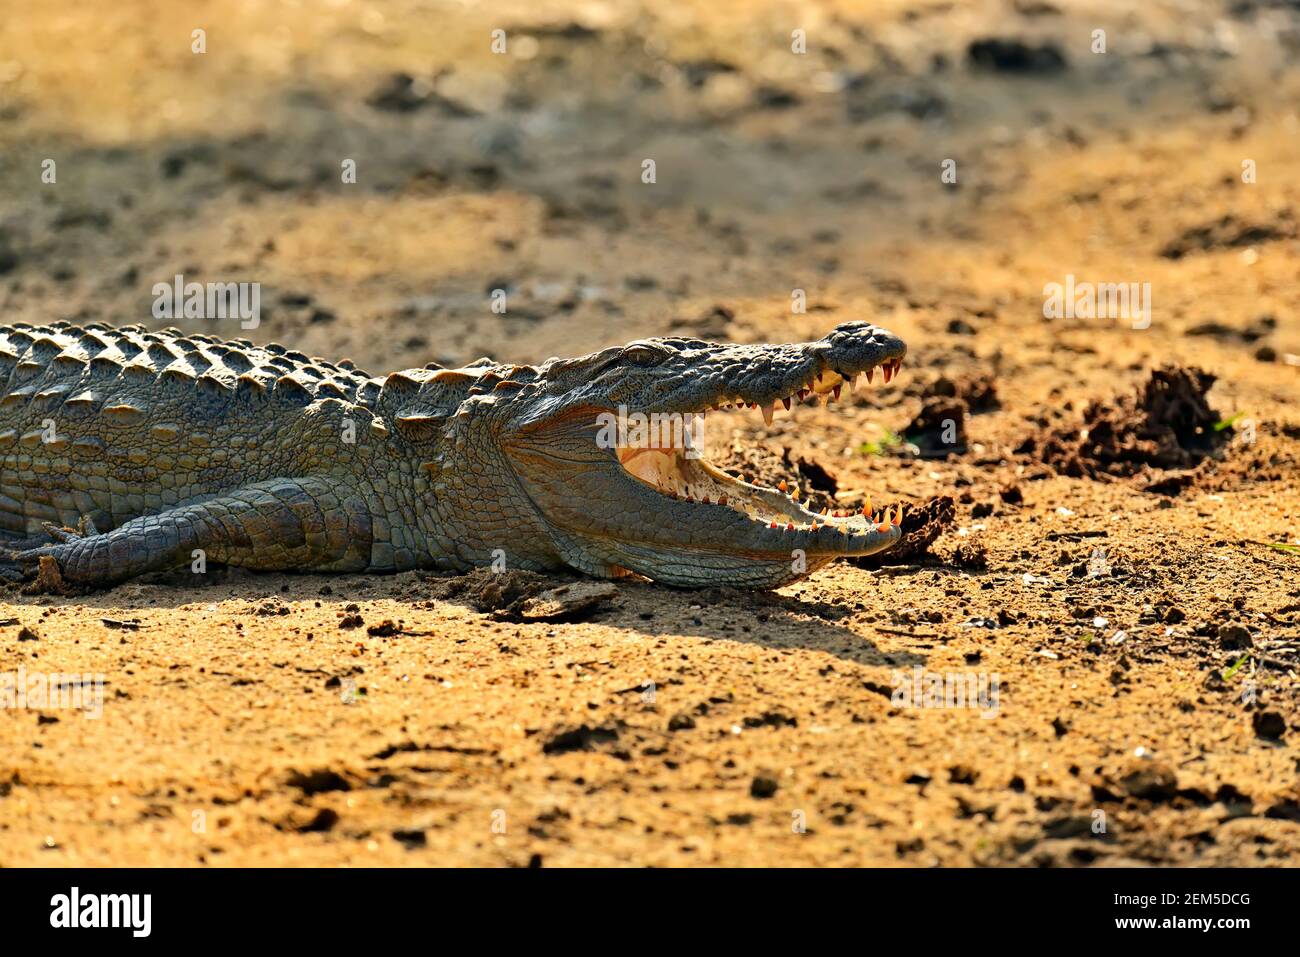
xmin=0 ymin=322 xmax=375 ymax=413
xmin=0 ymin=324 xmax=552 ymax=441
xmin=359 ymin=360 xmax=541 ymax=428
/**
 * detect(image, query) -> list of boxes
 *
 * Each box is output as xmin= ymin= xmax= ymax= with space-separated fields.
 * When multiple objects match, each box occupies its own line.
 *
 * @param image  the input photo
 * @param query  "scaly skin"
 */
xmin=0 ymin=320 xmax=907 ymax=589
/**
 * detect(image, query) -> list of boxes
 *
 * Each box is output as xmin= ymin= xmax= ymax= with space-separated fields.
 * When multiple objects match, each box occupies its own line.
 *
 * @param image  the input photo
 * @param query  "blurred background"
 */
xmin=0 ymin=0 xmax=1295 ymax=379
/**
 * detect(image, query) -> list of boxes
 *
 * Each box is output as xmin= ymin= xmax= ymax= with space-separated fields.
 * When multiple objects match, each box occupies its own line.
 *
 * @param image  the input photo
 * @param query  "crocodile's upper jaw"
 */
xmin=503 ymin=321 xmax=908 ymax=588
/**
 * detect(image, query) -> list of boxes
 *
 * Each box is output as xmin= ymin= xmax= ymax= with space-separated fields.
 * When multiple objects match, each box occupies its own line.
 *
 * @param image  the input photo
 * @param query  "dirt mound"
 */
xmin=903 ymin=374 xmax=998 ymax=458
xmin=1022 ymin=366 xmax=1229 ymax=479
xmin=904 ymin=396 xmax=969 ymax=457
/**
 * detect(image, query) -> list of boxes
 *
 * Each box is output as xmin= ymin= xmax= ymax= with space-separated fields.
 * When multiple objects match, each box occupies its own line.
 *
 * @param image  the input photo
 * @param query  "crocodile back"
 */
xmin=0 ymin=322 xmax=375 ymax=535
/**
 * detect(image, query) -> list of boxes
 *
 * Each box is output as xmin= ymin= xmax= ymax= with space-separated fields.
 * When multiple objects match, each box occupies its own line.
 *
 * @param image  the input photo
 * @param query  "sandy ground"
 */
xmin=1 ymin=0 xmax=1298 ymax=866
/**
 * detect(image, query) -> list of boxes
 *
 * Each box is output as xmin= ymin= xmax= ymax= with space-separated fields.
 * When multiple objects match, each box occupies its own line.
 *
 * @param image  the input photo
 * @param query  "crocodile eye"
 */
xmin=620 ymin=342 xmax=668 ymax=366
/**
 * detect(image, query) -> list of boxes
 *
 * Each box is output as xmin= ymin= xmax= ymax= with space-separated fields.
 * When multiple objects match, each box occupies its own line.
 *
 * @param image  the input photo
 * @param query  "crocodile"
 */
xmin=0 ymin=320 xmax=907 ymax=589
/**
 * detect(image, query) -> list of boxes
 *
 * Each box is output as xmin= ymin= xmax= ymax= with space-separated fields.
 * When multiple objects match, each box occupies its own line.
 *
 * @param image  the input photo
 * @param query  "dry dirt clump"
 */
xmin=424 ymin=567 xmax=536 ymax=609
xmin=427 ymin=568 xmax=615 ymax=622
xmin=902 ymin=374 xmax=999 ymax=458
xmin=904 ymin=396 xmax=969 ymax=457
xmin=853 ymin=495 xmax=956 ymax=568
xmin=1022 ymin=366 xmax=1229 ymax=480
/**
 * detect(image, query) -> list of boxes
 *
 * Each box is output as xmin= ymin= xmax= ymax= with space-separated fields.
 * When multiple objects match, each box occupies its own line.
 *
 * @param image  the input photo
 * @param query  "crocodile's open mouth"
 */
xmin=612 ymin=356 xmax=906 ymax=553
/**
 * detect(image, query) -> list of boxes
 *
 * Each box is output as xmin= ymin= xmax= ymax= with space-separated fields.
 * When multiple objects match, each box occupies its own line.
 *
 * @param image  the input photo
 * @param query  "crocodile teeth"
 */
xmin=760 ymin=402 xmax=775 ymax=426
xmin=882 ymin=363 xmax=893 ymax=384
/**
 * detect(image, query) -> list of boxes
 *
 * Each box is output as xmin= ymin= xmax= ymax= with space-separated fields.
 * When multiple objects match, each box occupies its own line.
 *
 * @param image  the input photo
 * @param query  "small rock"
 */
xmin=750 ymin=775 xmax=779 ymax=799
xmin=1252 ymin=711 xmax=1286 ymax=740
xmin=296 ymin=808 xmax=339 ymax=833
xmin=967 ymin=38 xmax=1067 ymax=74
xmin=542 ymin=723 xmax=621 ymax=755
xmin=1043 ymin=816 xmax=1092 ymax=839
xmin=392 ymin=829 xmax=427 ymax=848
xmin=1120 ymin=762 xmax=1178 ymax=801
xmin=387 ymin=72 xmax=476 ymax=116
xmin=743 ymin=711 xmax=798 ymax=729
xmin=285 ymin=768 xmax=353 ymax=795
xmin=1217 ymin=624 xmax=1252 ymax=650
xmin=753 ymin=86 xmax=800 ymax=109
xmin=949 ymin=764 xmax=978 ymax=785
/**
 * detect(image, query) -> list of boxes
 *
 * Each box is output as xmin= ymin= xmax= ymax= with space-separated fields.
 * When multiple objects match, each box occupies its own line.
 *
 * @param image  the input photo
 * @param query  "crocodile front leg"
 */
xmin=4 ymin=477 xmax=374 ymax=587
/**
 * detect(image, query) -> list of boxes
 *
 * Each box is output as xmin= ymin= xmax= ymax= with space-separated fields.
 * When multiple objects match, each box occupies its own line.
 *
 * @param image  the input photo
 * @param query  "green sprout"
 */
xmin=858 ymin=430 xmax=906 ymax=456
xmin=1221 ymin=654 xmax=1249 ymax=681
xmin=1214 ymin=412 xmax=1245 ymax=432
